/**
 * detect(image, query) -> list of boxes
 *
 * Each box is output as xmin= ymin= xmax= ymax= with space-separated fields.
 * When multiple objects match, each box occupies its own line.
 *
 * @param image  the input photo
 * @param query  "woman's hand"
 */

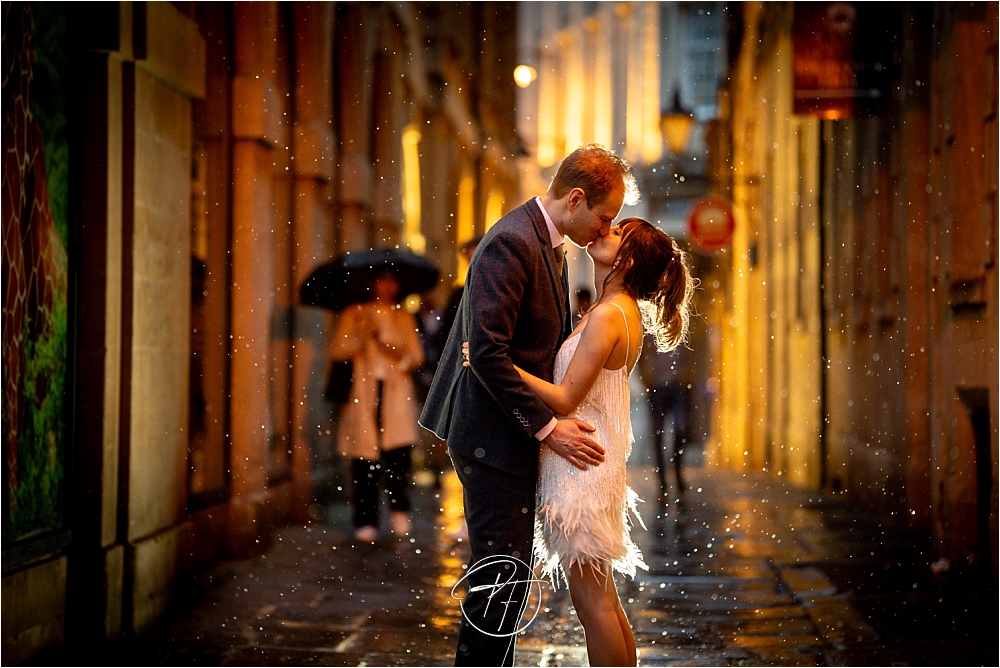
xmin=331 ymin=304 xmax=374 ymax=361
xmin=355 ymin=306 xmax=377 ymax=337
xmin=462 ymin=341 xmax=470 ymax=367
xmin=377 ymin=333 xmax=405 ymax=361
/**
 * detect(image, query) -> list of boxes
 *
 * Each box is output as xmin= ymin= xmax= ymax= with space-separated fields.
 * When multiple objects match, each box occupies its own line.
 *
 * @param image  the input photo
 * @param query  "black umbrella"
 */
xmin=300 ymin=248 xmax=440 ymax=310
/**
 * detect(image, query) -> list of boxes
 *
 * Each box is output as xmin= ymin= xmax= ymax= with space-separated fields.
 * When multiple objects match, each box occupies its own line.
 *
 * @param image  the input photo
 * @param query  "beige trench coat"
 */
xmin=331 ymin=302 xmax=424 ymax=460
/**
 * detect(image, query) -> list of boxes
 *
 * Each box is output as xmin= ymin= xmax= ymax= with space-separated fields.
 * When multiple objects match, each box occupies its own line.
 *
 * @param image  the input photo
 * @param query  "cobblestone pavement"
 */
xmin=75 ymin=454 xmax=996 ymax=667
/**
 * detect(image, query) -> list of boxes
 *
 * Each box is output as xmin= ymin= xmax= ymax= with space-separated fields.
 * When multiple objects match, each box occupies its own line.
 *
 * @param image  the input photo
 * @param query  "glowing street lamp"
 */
xmin=661 ymin=89 xmax=694 ymax=156
xmin=513 ymin=65 xmax=537 ymax=88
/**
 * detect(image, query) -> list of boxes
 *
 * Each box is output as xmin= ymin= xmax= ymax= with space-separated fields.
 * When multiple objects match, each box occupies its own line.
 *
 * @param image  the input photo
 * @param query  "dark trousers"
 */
xmin=351 ymin=446 xmax=412 ymax=528
xmin=450 ymin=449 xmax=538 ymax=667
xmin=647 ymin=384 xmax=690 ymax=490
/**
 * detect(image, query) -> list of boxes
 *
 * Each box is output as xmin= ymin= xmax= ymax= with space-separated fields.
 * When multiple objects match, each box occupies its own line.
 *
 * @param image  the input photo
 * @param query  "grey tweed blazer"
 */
xmin=419 ymin=199 xmax=572 ymax=476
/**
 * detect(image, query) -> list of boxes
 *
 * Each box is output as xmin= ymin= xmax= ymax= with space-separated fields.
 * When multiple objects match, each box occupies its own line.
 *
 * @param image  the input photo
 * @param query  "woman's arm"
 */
xmin=515 ymin=304 xmax=624 ymax=415
xmin=513 ymin=367 xmax=571 ymax=415
xmin=394 ymin=311 xmax=425 ymax=372
xmin=330 ymin=305 xmax=371 ymax=361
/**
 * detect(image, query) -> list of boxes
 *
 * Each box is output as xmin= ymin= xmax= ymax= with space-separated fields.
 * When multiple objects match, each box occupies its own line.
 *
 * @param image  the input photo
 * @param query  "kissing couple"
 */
xmin=420 ymin=144 xmax=694 ymax=667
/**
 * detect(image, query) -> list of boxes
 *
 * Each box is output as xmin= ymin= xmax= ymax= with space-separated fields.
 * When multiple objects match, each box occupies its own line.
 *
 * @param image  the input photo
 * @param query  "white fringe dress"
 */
xmin=534 ymin=303 xmax=647 ymax=584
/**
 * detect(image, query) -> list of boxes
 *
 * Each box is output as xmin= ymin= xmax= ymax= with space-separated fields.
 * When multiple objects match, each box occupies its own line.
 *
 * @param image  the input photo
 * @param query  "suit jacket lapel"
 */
xmin=525 ymin=200 xmax=569 ymax=332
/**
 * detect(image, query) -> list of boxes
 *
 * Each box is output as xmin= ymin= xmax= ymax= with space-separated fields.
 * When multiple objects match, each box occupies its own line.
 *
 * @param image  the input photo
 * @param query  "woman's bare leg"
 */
xmin=613 ymin=588 xmax=637 ymax=665
xmin=566 ymin=562 xmax=632 ymax=666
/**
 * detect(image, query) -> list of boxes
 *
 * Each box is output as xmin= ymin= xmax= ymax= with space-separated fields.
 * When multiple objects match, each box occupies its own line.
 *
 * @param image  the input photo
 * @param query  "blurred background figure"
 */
xmin=435 ymin=235 xmax=484 ymax=355
xmin=414 ymin=289 xmax=446 ymax=490
xmin=331 ymin=269 xmax=425 ymax=542
xmin=637 ymin=338 xmax=695 ymax=494
xmin=414 ymin=288 xmax=443 ymax=404
xmin=422 ymin=235 xmax=481 ymax=534
xmin=574 ymin=288 xmax=593 ymax=325
xmin=423 ymin=236 xmax=483 ymax=489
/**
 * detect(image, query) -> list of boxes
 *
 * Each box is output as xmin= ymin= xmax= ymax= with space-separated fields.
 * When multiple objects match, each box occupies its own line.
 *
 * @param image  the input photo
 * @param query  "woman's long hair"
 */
xmin=597 ymin=217 xmax=695 ymax=352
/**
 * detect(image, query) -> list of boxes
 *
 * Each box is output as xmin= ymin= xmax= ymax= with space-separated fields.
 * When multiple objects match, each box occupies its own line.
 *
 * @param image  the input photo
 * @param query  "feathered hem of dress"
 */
xmin=533 ymin=485 xmax=648 ymax=587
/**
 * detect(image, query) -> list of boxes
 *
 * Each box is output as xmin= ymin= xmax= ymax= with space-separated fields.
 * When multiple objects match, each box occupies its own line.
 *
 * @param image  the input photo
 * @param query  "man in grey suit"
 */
xmin=420 ymin=145 xmax=637 ymax=666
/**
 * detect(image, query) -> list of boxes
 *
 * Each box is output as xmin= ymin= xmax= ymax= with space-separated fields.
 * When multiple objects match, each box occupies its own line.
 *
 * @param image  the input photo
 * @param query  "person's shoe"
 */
xmin=391 ymin=512 xmax=411 ymax=537
xmin=354 ymin=525 xmax=378 ymax=543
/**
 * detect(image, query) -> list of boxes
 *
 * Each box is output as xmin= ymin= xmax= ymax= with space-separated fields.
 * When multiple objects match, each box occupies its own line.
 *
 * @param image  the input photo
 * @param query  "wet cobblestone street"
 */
xmin=73 ymin=456 xmax=996 ymax=667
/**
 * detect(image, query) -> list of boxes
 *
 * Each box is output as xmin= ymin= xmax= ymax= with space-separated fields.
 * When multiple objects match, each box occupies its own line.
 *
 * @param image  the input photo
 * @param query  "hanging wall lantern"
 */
xmin=660 ymin=89 xmax=694 ymax=156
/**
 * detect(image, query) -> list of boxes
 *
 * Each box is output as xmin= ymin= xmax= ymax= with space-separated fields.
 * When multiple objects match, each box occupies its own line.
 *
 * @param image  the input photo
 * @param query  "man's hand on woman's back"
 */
xmin=544 ymin=419 xmax=604 ymax=470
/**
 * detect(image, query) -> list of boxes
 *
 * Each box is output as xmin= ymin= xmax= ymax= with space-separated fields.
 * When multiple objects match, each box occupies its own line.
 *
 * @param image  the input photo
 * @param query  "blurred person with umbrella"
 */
xmin=301 ymin=248 xmax=440 ymax=311
xmin=302 ymin=249 xmax=438 ymax=543
xmin=418 ymin=236 xmax=482 ymax=512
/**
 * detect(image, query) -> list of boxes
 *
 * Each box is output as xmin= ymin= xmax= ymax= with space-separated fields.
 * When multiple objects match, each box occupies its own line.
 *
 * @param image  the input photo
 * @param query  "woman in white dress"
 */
xmin=515 ymin=218 xmax=694 ymax=666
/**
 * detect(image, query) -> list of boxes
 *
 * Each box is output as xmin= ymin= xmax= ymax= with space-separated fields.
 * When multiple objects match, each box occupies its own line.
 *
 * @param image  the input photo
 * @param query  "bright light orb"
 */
xmin=513 ymin=65 xmax=537 ymax=88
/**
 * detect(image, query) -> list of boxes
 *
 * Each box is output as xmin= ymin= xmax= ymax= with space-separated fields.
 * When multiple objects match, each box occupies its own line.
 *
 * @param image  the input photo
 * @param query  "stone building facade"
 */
xmin=708 ymin=2 xmax=998 ymax=575
xmin=2 ymin=2 xmax=520 ymax=662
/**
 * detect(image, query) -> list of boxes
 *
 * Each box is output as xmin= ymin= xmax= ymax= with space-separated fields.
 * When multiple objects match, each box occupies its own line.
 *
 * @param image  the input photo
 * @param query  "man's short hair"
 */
xmin=548 ymin=144 xmax=640 ymax=207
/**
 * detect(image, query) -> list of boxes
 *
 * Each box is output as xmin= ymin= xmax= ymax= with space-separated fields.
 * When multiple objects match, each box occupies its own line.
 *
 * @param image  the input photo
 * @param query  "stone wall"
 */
xmin=711 ymin=1 xmax=998 ymax=575
xmin=3 ymin=2 xmax=524 ymax=662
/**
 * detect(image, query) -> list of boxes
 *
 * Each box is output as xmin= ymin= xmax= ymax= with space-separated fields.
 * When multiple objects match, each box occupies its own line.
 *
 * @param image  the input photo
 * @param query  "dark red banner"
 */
xmin=793 ymin=2 xmax=892 ymax=117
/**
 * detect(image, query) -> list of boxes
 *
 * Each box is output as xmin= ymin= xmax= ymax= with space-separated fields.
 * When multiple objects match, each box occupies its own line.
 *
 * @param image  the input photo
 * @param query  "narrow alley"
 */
xmin=4 ymin=3 xmax=996 ymax=664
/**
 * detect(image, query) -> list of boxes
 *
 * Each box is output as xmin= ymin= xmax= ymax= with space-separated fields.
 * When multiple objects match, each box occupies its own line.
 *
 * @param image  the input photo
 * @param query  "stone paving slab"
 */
xmin=714 ymin=617 xmax=817 ymax=637
xmin=217 ymin=646 xmax=361 ymax=666
xmin=797 ymin=596 xmax=879 ymax=648
xmin=777 ymin=566 xmax=838 ymax=598
xmin=517 ymin=642 xmax=589 ymax=663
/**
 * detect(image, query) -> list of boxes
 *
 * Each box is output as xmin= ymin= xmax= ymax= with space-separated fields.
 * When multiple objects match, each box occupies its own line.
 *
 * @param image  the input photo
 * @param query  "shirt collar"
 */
xmin=535 ymin=197 xmax=564 ymax=248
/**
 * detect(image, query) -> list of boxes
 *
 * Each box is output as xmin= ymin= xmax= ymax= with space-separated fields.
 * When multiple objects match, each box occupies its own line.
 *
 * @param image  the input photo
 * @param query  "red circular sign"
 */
xmin=687 ymin=197 xmax=735 ymax=253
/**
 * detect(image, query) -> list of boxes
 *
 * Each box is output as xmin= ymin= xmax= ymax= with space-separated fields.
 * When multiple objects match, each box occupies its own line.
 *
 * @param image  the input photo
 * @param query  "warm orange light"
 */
xmin=640 ymin=2 xmax=662 ymax=164
xmin=402 ymin=125 xmax=425 ymax=254
xmin=455 ymin=175 xmax=476 ymax=284
xmin=513 ymin=65 xmax=537 ymax=88
xmin=485 ymin=190 xmax=504 ymax=231
xmin=661 ymin=90 xmax=694 ymax=155
xmin=661 ymin=111 xmax=694 ymax=155
xmin=537 ymin=139 xmax=557 ymax=167
xmin=457 ymin=175 xmax=476 ymax=245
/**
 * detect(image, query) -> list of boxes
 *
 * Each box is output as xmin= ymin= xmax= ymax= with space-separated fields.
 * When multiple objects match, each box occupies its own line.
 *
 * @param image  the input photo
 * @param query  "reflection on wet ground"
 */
xmin=518 ymin=462 xmax=996 ymax=667
xmin=79 ymin=457 xmax=995 ymax=666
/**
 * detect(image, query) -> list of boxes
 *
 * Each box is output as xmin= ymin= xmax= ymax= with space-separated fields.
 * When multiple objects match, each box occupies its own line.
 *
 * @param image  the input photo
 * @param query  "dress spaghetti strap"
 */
xmin=609 ymin=301 xmax=630 ymax=364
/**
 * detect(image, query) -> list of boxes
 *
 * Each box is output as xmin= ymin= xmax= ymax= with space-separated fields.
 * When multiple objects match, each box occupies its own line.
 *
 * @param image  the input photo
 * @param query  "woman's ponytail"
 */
xmin=610 ymin=220 xmax=693 ymax=352
xmin=646 ymin=246 xmax=694 ymax=352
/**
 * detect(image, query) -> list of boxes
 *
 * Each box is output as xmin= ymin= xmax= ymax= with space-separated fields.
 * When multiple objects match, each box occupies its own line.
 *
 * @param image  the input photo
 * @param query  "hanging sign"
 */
xmin=793 ymin=2 xmax=892 ymax=118
xmin=687 ymin=197 xmax=734 ymax=254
